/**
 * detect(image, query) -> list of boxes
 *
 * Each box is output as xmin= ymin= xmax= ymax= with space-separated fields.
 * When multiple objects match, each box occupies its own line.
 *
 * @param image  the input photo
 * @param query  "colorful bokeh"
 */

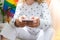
xmin=3 ymin=0 xmax=18 ymax=17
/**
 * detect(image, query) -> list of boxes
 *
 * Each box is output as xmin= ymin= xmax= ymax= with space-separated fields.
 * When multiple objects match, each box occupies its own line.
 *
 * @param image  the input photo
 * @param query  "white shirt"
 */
xmin=10 ymin=2 xmax=52 ymax=35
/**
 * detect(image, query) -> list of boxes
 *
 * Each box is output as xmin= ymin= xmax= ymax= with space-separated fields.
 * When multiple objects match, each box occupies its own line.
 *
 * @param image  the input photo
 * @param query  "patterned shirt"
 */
xmin=10 ymin=2 xmax=52 ymax=35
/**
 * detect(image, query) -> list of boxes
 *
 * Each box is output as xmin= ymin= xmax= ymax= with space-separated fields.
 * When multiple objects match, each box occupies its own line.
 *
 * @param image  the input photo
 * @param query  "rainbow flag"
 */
xmin=3 ymin=0 xmax=18 ymax=17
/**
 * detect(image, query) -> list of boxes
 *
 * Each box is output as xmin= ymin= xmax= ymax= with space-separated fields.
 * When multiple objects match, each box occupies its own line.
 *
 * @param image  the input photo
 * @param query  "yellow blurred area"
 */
xmin=46 ymin=0 xmax=60 ymax=40
xmin=6 ymin=0 xmax=17 ymax=6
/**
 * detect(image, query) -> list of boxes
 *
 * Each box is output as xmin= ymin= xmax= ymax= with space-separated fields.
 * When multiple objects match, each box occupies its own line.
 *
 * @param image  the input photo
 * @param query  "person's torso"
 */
xmin=16 ymin=2 xmax=43 ymax=35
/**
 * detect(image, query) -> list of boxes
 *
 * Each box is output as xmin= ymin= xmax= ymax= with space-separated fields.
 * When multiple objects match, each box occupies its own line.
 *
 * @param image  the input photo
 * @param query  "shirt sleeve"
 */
xmin=39 ymin=2 xmax=52 ymax=30
xmin=9 ymin=3 xmax=23 ymax=27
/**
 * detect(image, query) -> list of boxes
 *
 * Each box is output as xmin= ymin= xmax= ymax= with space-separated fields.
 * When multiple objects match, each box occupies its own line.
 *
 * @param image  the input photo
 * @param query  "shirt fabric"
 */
xmin=10 ymin=2 xmax=52 ymax=35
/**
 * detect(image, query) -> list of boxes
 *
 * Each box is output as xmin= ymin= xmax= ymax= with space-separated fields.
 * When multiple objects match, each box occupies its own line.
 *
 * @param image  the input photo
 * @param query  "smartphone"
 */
xmin=22 ymin=19 xmax=33 ymax=22
xmin=22 ymin=19 xmax=33 ymax=25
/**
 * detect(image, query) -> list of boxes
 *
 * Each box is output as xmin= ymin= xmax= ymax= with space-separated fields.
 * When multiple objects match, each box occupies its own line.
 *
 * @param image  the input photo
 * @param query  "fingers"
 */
xmin=19 ymin=15 xmax=27 ymax=22
xmin=30 ymin=16 xmax=35 ymax=20
xmin=30 ymin=16 xmax=39 ymax=23
xmin=31 ymin=16 xmax=39 ymax=20
xmin=34 ymin=17 xmax=39 ymax=20
xmin=19 ymin=17 xmax=22 ymax=22
xmin=22 ymin=15 xmax=27 ymax=19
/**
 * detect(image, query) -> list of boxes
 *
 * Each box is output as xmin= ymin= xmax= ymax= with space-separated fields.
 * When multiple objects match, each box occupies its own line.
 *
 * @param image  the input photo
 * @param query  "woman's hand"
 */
xmin=29 ymin=16 xmax=40 ymax=28
xmin=15 ymin=15 xmax=27 ymax=27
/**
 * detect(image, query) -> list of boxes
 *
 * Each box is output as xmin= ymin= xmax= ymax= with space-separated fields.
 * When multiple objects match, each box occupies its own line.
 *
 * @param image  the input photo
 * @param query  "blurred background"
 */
xmin=0 ymin=0 xmax=60 ymax=40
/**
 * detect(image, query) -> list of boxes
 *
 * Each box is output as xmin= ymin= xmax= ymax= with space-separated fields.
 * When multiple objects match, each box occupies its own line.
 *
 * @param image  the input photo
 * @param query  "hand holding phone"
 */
xmin=15 ymin=15 xmax=27 ymax=27
xmin=29 ymin=16 xmax=40 ymax=28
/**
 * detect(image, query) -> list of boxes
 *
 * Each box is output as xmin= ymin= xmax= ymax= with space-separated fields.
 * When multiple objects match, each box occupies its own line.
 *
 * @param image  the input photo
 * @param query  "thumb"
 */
xmin=34 ymin=17 xmax=39 ymax=20
xmin=19 ymin=16 xmax=23 ymax=22
xmin=30 ymin=16 xmax=35 ymax=20
xmin=22 ymin=15 xmax=27 ymax=19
